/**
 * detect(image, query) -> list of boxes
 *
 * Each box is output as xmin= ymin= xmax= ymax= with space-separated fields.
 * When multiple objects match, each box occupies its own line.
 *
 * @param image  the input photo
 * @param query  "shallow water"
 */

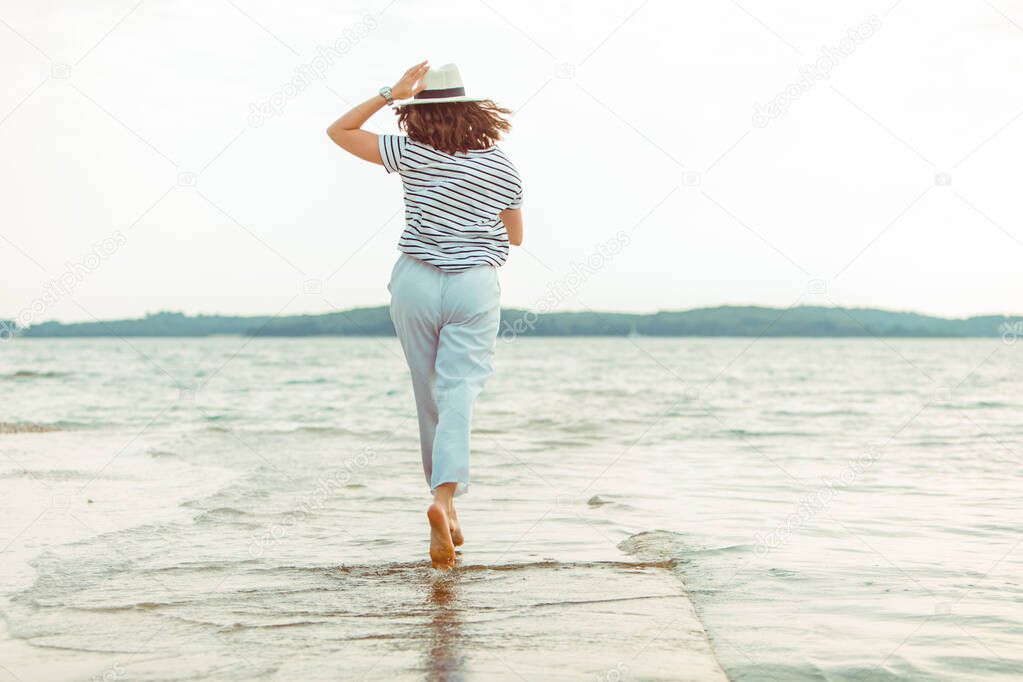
xmin=1 ymin=336 xmax=1021 ymax=680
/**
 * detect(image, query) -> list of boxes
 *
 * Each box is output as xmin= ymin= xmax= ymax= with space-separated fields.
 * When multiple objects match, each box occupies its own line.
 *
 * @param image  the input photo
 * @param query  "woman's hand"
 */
xmin=391 ymin=60 xmax=430 ymax=100
xmin=326 ymin=60 xmax=429 ymax=164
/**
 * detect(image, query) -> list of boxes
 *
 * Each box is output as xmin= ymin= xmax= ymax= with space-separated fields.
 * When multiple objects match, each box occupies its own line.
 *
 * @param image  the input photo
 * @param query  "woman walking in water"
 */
xmin=327 ymin=61 xmax=523 ymax=570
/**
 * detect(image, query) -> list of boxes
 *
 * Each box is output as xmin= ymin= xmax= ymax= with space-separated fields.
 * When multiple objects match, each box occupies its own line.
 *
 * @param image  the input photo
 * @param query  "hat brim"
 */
xmin=397 ymin=95 xmax=488 ymax=106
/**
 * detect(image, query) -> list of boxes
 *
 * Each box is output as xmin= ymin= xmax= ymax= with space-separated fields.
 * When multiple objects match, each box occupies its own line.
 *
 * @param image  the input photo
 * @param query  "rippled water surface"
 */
xmin=1 ymin=337 xmax=1021 ymax=680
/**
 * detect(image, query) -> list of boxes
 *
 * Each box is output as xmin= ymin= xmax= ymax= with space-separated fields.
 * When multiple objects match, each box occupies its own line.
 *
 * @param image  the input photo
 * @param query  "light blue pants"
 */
xmin=388 ymin=254 xmax=501 ymax=497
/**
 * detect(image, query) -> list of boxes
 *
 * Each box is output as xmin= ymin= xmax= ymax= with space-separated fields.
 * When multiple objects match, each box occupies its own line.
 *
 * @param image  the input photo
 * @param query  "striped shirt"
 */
xmin=379 ymin=134 xmax=523 ymax=272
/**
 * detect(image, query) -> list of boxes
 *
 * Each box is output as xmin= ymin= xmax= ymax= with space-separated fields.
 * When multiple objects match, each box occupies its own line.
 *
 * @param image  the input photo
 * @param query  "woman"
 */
xmin=327 ymin=61 xmax=523 ymax=570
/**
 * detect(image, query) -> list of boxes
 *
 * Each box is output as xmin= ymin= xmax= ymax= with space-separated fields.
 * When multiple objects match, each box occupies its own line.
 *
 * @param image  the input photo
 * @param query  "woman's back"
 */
xmin=379 ymin=135 xmax=522 ymax=272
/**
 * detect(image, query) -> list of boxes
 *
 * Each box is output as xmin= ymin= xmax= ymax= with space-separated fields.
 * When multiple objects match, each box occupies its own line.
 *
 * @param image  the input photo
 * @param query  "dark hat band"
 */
xmin=414 ymin=86 xmax=466 ymax=100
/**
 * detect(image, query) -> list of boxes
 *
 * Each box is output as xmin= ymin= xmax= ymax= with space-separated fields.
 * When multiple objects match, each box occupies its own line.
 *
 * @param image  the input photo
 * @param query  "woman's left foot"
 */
xmin=448 ymin=504 xmax=464 ymax=547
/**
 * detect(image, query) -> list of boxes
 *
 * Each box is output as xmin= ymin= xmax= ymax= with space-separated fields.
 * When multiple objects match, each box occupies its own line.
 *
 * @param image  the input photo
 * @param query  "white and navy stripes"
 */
xmin=379 ymin=134 xmax=522 ymax=272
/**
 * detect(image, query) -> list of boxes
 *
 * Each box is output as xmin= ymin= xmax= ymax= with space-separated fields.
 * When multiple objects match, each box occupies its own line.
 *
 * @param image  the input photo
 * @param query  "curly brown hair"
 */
xmin=396 ymin=100 xmax=512 ymax=155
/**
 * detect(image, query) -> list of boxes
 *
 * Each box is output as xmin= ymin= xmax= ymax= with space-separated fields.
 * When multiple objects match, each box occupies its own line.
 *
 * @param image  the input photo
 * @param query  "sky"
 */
xmin=1 ymin=0 xmax=1021 ymax=326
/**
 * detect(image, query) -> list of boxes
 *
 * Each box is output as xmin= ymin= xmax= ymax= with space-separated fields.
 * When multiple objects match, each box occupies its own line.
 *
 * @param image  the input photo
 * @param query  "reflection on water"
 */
xmin=426 ymin=574 xmax=463 ymax=682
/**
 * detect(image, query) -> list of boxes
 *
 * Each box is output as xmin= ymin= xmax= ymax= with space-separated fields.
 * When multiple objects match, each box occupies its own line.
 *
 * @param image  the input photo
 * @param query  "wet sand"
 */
xmin=269 ymin=560 xmax=727 ymax=681
xmin=2 ymin=554 xmax=726 ymax=681
xmin=0 ymin=421 xmax=62 ymax=433
xmin=0 ymin=427 xmax=726 ymax=681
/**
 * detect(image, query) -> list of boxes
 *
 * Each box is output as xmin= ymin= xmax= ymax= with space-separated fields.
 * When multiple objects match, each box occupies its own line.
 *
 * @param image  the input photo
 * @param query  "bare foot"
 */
xmin=427 ymin=502 xmax=456 ymax=570
xmin=448 ymin=503 xmax=464 ymax=547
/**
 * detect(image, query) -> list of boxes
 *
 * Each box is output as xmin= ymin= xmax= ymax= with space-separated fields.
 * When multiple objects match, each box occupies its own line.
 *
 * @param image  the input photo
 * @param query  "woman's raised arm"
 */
xmin=326 ymin=60 xmax=429 ymax=164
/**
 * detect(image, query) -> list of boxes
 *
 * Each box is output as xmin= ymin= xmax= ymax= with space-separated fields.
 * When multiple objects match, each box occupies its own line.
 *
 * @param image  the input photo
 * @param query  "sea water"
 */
xmin=1 ymin=337 xmax=1020 ymax=680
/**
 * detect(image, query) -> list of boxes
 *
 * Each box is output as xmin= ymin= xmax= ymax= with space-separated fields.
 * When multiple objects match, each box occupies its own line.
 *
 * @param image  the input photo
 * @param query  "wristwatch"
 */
xmin=379 ymin=86 xmax=394 ymax=106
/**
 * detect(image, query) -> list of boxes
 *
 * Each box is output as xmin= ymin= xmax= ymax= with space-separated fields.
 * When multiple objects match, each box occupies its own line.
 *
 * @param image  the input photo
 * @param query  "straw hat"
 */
xmin=398 ymin=63 xmax=486 ymax=105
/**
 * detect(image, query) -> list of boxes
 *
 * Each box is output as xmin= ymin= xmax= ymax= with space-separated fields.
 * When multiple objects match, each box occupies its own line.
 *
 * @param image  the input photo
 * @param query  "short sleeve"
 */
xmin=507 ymin=187 xmax=523 ymax=210
xmin=378 ymin=135 xmax=408 ymax=174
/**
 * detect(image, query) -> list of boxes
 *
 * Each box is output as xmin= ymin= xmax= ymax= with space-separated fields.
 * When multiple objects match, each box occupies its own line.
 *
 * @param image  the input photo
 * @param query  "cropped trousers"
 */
xmin=388 ymin=253 xmax=501 ymax=497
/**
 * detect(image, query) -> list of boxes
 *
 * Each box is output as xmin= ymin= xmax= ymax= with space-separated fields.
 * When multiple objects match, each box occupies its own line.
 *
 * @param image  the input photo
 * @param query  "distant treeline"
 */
xmin=7 ymin=306 xmax=1018 ymax=339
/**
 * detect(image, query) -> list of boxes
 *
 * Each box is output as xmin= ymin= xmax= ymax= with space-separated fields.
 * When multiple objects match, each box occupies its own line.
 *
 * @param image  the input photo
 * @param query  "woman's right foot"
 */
xmin=427 ymin=502 xmax=456 ymax=570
